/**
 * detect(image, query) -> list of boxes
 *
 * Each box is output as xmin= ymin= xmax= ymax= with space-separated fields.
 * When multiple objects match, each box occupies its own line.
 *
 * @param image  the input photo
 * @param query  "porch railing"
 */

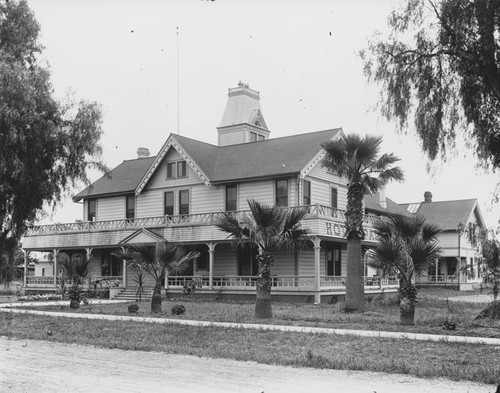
xmin=25 ymin=204 xmax=383 ymax=236
xmin=26 ymin=275 xmax=124 ymax=288
xmin=166 ymin=275 xmax=398 ymax=290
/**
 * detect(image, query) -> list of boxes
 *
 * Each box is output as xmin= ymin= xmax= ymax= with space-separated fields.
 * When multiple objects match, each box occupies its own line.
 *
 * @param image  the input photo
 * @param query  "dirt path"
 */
xmin=0 ymin=337 xmax=495 ymax=393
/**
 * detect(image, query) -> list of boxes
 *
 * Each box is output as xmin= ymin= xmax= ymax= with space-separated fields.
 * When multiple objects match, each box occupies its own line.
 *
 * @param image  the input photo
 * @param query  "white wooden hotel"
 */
xmin=21 ymin=83 xmax=485 ymax=302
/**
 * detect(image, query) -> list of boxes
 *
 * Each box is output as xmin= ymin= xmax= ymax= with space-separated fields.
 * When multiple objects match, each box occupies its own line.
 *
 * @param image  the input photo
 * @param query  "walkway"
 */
xmin=1 ymin=300 xmax=500 ymax=346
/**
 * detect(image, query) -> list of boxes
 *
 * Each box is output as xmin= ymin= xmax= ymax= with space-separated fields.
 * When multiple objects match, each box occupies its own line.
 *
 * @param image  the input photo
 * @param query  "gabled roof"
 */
xmin=364 ymin=192 xmax=411 ymax=216
xmin=73 ymin=156 xmax=155 ymax=202
xmin=399 ymin=199 xmax=484 ymax=230
xmin=74 ymin=128 xmax=342 ymax=200
xmin=210 ymin=128 xmax=342 ymax=183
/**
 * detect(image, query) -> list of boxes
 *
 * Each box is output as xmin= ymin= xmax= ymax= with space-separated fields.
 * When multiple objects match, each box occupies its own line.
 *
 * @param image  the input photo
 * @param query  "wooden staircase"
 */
xmin=113 ymin=288 xmax=154 ymax=301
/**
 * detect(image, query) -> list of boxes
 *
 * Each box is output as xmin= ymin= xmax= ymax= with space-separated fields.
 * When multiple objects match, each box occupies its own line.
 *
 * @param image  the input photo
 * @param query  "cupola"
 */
xmin=217 ymin=81 xmax=270 ymax=146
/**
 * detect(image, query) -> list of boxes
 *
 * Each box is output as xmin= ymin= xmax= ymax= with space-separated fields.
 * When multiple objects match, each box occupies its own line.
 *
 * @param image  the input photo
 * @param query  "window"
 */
xmin=276 ymin=179 xmax=288 ymax=207
xmin=226 ymin=185 xmax=237 ymax=211
xmin=303 ymin=180 xmax=311 ymax=205
xmin=179 ymin=190 xmax=189 ymax=215
xmin=331 ymin=188 xmax=338 ymax=209
xmin=126 ymin=195 xmax=135 ymax=219
xmin=164 ymin=192 xmax=174 ymax=215
xmin=166 ymin=162 xmax=176 ymax=179
xmin=87 ymin=199 xmax=96 ymax=221
xmin=250 ymin=132 xmax=257 ymax=142
xmin=258 ymin=134 xmax=265 ymax=141
xmin=326 ymin=246 xmax=342 ymax=276
xmin=177 ymin=161 xmax=187 ymax=177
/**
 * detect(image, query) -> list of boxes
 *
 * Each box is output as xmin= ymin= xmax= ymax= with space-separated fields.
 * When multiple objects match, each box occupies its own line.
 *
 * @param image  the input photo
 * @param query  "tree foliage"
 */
xmin=370 ymin=213 xmax=442 ymax=324
xmin=321 ymin=134 xmax=404 ymax=312
xmin=481 ymin=237 xmax=500 ymax=299
xmin=214 ymin=199 xmax=309 ymax=318
xmin=361 ymin=0 xmax=500 ymax=170
xmin=115 ymin=242 xmax=199 ymax=313
xmin=0 ymin=1 xmax=105 ymax=257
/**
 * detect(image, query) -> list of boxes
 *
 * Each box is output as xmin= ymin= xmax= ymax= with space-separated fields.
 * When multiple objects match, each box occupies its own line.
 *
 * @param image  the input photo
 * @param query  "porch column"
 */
xmin=435 ymin=258 xmax=439 ymax=281
xmin=22 ymin=249 xmax=28 ymax=287
xmin=208 ymin=242 xmax=215 ymax=289
xmin=53 ymin=248 xmax=58 ymax=287
xmin=122 ymin=257 xmax=127 ymax=288
xmin=313 ymin=238 xmax=321 ymax=304
xmin=85 ymin=248 xmax=92 ymax=286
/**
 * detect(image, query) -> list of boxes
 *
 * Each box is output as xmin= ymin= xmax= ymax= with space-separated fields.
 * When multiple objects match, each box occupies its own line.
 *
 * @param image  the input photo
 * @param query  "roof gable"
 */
xmin=119 ymin=228 xmax=165 ymax=244
xmin=136 ymin=134 xmax=213 ymax=194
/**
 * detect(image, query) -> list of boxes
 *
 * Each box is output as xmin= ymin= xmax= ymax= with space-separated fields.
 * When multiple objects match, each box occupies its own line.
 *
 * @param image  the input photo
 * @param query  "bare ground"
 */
xmin=0 ymin=337 xmax=495 ymax=393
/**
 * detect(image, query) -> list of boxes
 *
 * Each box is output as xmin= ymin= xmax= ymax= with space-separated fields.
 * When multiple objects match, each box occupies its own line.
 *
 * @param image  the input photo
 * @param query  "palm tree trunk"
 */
xmin=345 ymin=181 xmax=366 ymax=312
xmin=255 ymin=252 xmax=273 ymax=319
xmin=345 ymin=235 xmax=365 ymax=311
xmin=151 ymin=280 xmax=162 ymax=314
xmin=399 ymin=282 xmax=417 ymax=325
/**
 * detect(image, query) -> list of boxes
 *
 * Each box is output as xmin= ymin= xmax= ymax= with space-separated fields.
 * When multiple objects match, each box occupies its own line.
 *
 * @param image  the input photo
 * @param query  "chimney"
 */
xmin=424 ymin=191 xmax=432 ymax=203
xmin=137 ymin=147 xmax=150 ymax=159
xmin=379 ymin=187 xmax=387 ymax=209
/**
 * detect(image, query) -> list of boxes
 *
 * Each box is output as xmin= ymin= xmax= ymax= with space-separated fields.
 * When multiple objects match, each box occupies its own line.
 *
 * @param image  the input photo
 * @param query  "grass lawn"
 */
xmin=10 ymin=288 xmax=500 ymax=338
xmin=1 ymin=288 xmax=499 ymax=385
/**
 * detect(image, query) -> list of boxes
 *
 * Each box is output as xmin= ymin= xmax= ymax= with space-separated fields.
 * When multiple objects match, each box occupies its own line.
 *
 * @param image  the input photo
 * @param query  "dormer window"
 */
xmin=166 ymin=160 xmax=187 ymax=179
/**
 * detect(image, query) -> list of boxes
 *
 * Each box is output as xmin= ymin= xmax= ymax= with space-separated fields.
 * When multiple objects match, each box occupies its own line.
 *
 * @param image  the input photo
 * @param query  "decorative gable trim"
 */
xmin=249 ymin=109 xmax=268 ymax=130
xmin=299 ymin=129 xmax=343 ymax=179
xmin=119 ymin=228 xmax=165 ymax=244
xmin=135 ymin=135 xmax=212 ymax=195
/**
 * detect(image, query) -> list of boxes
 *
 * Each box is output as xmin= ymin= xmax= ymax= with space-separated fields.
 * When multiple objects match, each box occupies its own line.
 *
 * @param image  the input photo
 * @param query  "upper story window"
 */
xmin=164 ymin=191 xmax=174 ymax=216
xmin=303 ymin=180 xmax=311 ymax=205
xmin=331 ymin=187 xmax=338 ymax=209
xmin=87 ymin=199 xmax=96 ymax=222
xmin=166 ymin=160 xmax=187 ymax=179
xmin=226 ymin=184 xmax=237 ymax=211
xmin=126 ymin=195 xmax=135 ymax=219
xmin=249 ymin=131 xmax=265 ymax=142
xmin=179 ymin=190 xmax=189 ymax=215
xmin=276 ymin=179 xmax=288 ymax=207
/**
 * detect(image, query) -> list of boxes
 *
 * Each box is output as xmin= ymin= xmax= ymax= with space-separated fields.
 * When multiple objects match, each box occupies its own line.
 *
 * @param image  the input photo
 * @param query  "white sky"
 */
xmin=27 ymin=0 xmax=499 ymax=230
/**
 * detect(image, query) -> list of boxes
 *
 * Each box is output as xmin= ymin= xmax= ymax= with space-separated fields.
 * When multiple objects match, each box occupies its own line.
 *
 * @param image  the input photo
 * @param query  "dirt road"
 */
xmin=0 ymin=337 xmax=495 ymax=393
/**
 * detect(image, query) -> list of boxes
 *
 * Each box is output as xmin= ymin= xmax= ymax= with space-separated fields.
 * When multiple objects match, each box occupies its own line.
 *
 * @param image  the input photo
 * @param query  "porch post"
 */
xmin=313 ymin=238 xmax=321 ymax=304
xmin=208 ymin=242 xmax=215 ymax=289
xmin=435 ymin=258 xmax=438 ymax=281
xmin=120 ymin=246 xmax=127 ymax=288
xmin=85 ymin=248 xmax=92 ymax=286
xmin=22 ymin=249 xmax=28 ymax=288
xmin=53 ymin=248 xmax=58 ymax=287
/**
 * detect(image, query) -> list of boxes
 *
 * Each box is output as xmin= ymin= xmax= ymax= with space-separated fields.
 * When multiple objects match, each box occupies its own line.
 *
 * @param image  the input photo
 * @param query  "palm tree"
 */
xmin=116 ymin=242 xmax=199 ymax=313
xmin=214 ymin=199 xmax=309 ymax=319
xmin=370 ymin=213 xmax=441 ymax=325
xmin=321 ymin=134 xmax=404 ymax=312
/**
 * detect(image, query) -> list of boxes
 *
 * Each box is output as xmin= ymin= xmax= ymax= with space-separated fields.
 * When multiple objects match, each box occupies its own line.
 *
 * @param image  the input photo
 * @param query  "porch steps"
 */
xmin=113 ymin=288 xmax=154 ymax=301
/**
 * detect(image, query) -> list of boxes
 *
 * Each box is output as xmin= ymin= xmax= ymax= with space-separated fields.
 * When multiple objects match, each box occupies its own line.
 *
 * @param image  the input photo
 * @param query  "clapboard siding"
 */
xmin=437 ymin=231 xmax=458 ymax=249
xmin=306 ymin=162 xmax=348 ymax=210
xmin=97 ymin=196 xmax=126 ymax=221
xmin=272 ymin=250 xmax=297 ymax=276
xmin=191 ymin=184 xmax=224 ymax=213
xmin=238 ymin=180 xmax=274 ymax=207
xmin=298 ymin=249 xmax=315 ymax=276
xmin=214 ymin=244 xmax=237 ymax=275
xmin=136 ymin=190 xmax=164 ymax=218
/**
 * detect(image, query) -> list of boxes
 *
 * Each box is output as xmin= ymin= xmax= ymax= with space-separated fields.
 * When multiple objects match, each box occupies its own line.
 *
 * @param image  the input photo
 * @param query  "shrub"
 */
xmin=442 ymin=320 xmax=457 ymax=331
xmin=339 ymin=302 xmax=356 ymax=314
xmin=128 ymin=304 xmax=139 ymax=313
xmin=171 ymin=304 xmax=186 ymax=315
xmin=182 ymin=279 xmax=203 ymax=297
